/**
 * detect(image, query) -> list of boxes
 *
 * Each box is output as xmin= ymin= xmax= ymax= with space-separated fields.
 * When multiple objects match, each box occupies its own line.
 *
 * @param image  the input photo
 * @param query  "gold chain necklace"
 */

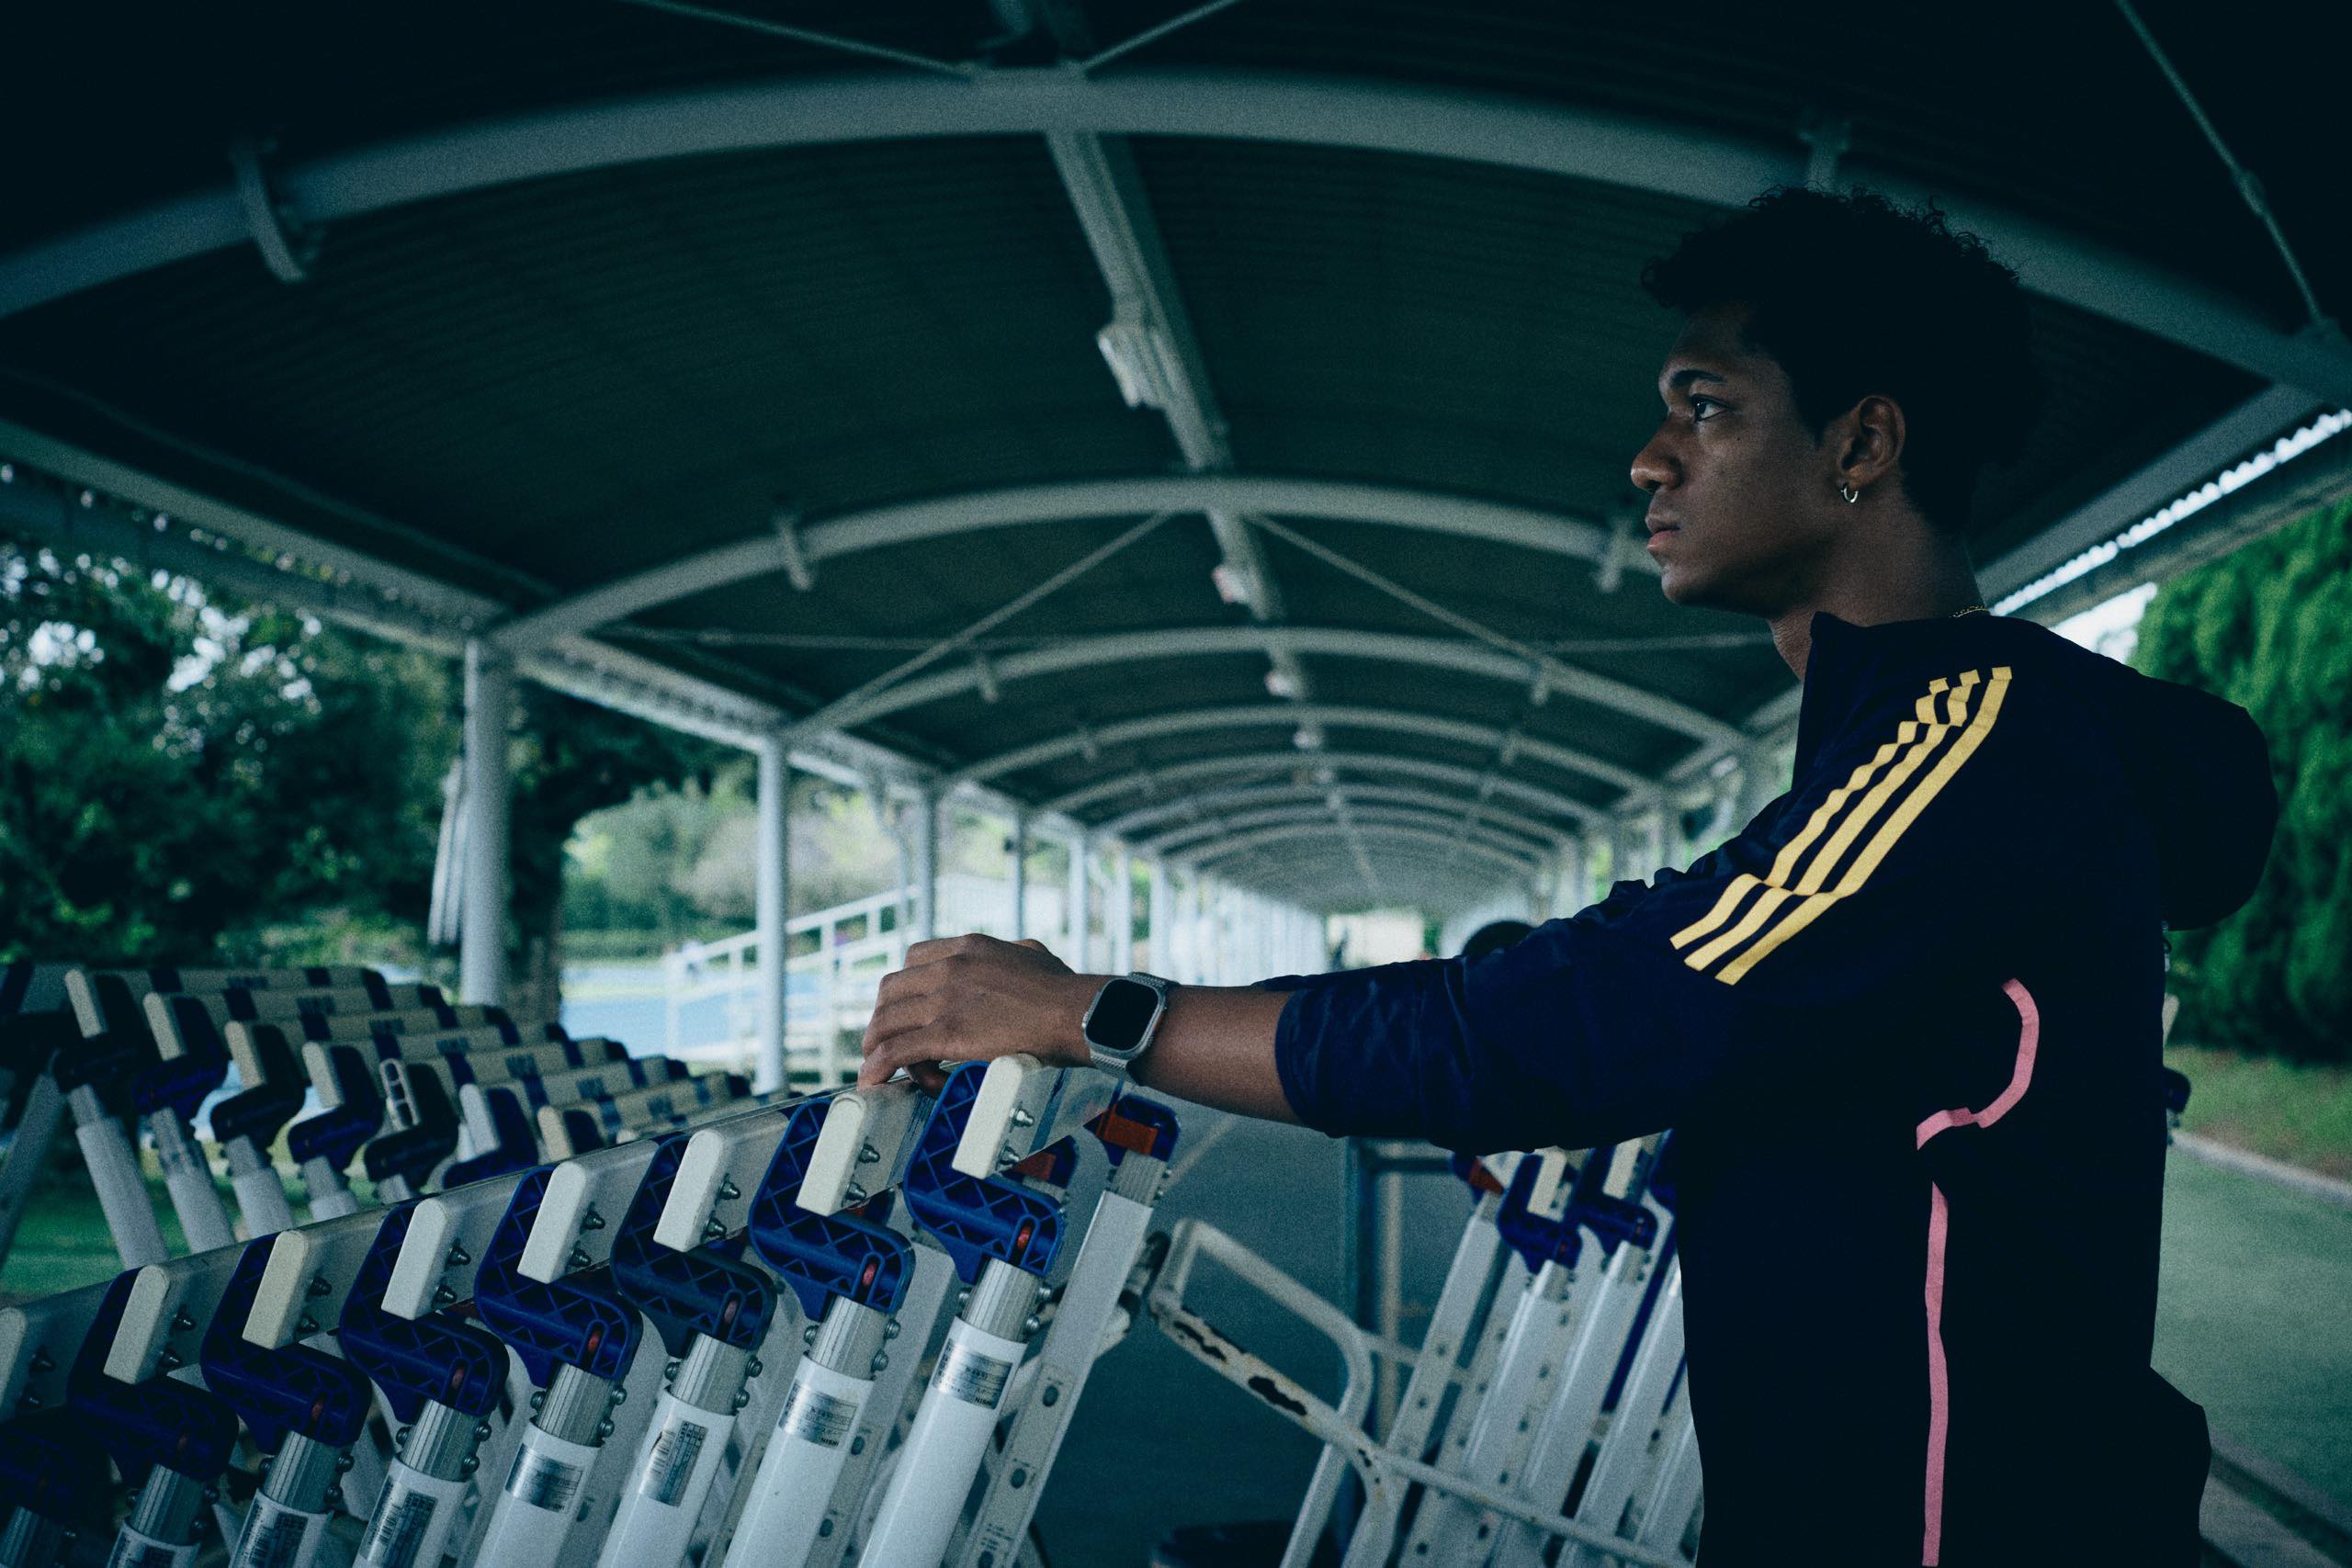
xmin=1951 ymin=604 xmax=1991 ymax=617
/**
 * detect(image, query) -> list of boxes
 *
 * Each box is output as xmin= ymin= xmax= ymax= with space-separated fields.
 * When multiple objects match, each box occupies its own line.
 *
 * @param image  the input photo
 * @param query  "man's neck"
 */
xmin=1768 ymin=542 xmax=1984 ymax=681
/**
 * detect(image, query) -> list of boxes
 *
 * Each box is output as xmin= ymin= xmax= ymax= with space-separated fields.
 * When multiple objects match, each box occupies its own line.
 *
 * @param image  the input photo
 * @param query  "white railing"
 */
xmin=660 ymin=874 xmax=1068 ymax=1085
xmin=661 ymin=887 xmax=901 ymax=1085
xmin=659 ymin=869 xmax=1330 ymax=1085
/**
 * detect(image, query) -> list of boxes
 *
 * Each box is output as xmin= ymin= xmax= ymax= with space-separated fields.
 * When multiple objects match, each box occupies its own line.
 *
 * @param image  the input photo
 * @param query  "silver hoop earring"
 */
xmin=1838 ymin=482 xmax=1860 ymax=504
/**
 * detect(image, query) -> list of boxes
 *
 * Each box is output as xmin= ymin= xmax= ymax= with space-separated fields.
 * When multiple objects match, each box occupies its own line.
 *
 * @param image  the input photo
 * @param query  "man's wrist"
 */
xmin=1069 ymin=971 xmax=1182 ymax=1076
xmin=1061 ymin=974 xmax=1107 ymax=1069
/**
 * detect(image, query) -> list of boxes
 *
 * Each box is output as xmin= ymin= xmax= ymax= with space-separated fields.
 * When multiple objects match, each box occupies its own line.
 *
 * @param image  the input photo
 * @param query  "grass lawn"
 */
xmin=2168 ymin=1044 xmax=2352 ymax=1180
xmin=0 ymin=1168 xmax=187 ymax=1303
xmin=0 ymin=1150 xmax=368 ymax=1304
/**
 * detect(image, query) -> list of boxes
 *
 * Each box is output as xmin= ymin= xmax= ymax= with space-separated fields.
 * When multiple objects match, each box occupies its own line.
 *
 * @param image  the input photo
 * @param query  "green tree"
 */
xmin=565 ymin=773 xmax=905 ymax=953
xmin=507 ymin=688 xmax=730 ymax=1008
xmin=2134 ymin=494 xmax=2352 ymax=1062
xmin=1 ymin=525 xmax=734 ymax=999
xmin=0 ymin=528 xmax=454 ymax=964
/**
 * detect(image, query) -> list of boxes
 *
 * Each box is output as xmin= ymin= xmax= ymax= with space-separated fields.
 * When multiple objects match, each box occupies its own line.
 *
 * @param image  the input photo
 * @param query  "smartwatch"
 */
xmin=1080 ymin=973 xmax=1175 ymax=1077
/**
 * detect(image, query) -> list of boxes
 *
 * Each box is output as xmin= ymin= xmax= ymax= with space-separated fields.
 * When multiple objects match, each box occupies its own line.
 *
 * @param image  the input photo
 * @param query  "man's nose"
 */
xmin=1629 ymin=435 xmax=1674 ymax=495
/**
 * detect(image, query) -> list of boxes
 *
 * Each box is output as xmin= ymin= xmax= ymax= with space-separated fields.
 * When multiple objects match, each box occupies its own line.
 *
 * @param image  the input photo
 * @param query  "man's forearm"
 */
xmin=857 ymin=935 xmax=1306 ymax=1122
xmin=1130 ymin=984 xmax=1301 ymax=1123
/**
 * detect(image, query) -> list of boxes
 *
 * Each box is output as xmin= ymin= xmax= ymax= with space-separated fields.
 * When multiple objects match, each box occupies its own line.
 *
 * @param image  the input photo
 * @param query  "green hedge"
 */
xmin=2136 ymin=494 xmax=2352 ymax=1063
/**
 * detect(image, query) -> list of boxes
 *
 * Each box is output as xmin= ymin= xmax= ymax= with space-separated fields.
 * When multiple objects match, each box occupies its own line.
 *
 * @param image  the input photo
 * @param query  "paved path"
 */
xmin=2156 ymin=1152 xmax=2352 ymax=1511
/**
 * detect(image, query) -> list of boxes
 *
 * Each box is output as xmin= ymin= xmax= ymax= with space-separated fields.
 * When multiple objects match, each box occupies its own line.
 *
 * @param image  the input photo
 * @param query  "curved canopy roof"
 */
xmin=1 ymin=0 xmax=2345 ymax=913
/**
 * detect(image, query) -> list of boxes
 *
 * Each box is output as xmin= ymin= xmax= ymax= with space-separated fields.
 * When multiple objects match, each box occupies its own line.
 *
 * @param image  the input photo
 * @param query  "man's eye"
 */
xmin=1690 ymin=397 xmax=1722 ymax=422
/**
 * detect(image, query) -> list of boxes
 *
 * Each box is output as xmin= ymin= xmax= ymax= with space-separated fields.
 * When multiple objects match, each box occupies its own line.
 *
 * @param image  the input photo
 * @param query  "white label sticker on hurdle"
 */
xmin=109 ymin=1529 xmax=200 ymax=1568
xmin=504 ymin=1434 xmax=597 ymax=1516
xmin=780 ymin=1379 xmax=860 ymax=1449
xmin=936 ymin=1340 xmax=1014 ymax=1406
xmin=357 ymin=1470 xmax=469 ymax=1568
xmin=641 ymin=1414 xmax=710 ymax=1506
xmin=226 ymin=1497 xmax=326 ymax=1568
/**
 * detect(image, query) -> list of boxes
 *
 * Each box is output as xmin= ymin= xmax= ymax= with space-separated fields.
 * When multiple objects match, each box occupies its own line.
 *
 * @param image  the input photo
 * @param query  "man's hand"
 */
xmin=858 ymin=934 xmax=1101 ymax=1090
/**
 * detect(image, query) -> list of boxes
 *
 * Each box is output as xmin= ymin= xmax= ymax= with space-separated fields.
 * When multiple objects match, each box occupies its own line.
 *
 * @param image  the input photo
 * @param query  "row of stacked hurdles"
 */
xmin=0 ymin=959 xmax=1727 ymax=1568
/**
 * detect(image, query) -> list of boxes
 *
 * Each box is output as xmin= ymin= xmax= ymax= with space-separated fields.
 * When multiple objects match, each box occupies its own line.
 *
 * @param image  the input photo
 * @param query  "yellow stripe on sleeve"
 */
xmin=1678 ymin=685 xmax=1963 ymax=974
xmin=1668 ymin=676 xmax=1954 ymax=953
xmin=1713 ymin=667 xmax=2012 ymax=985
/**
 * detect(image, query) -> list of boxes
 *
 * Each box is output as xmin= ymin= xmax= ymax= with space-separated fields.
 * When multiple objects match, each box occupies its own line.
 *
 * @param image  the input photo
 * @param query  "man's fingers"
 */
xmin=862 ymin=992 xmax=944 ymax=1053
xmin=901 ymin=933 xmax=992 ymax=969
xmin=871 ymin=959 xmax=951 ymax=1015
xmin=857 ymin=1031 xmax=932 ymax=1086
xmin=859 ymin=1027 xmax=950 ymax=1088
xmin=1014 ymin=939 xmax=1052 ymax=953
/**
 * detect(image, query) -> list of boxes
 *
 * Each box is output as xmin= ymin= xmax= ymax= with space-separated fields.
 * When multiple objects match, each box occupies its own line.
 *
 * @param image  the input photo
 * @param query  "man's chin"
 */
xmin=1657 ymin=562 xmax=1712 ymax=607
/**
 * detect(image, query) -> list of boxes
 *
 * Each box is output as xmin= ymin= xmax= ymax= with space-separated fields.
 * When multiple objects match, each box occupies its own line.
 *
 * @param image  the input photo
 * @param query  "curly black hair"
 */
xmin=1641 ymin=187 xmax=2045 ymax=536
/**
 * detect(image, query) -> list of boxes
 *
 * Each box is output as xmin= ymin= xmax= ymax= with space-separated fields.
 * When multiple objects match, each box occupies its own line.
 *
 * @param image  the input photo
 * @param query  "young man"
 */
xmin=860 ymin=189 xmax=2277 ymax=1564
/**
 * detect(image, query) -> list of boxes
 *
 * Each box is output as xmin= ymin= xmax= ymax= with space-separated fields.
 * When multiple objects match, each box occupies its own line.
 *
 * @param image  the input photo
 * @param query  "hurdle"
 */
xmin=673 ymin=1084 xmax=951 ymax=1568
xmin=0 ymin=1280 xmax=117 ymax=1568
xmin=0 ymin=964 xmax=79 ymax=1272
xmin=56 ymin=967 xmax=397 ymax=1268
xmin=590 ymin=1131 xmax=786 ymax=1568
xmin=1145 ymin=1140 xmax=1691 ymax=1568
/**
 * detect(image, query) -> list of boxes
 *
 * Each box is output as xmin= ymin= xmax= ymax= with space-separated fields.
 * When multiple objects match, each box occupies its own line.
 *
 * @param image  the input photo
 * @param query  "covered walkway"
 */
xmin=3 ymin=12 xmax=2350 ymax=1556
xmin=4 ymin=7 xmax=2346 ymax=1079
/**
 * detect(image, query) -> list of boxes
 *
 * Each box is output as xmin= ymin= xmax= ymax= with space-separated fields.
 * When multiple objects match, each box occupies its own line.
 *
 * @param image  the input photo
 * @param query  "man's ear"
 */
xmin=1834 ymin=393 xmax=1908 ymax=492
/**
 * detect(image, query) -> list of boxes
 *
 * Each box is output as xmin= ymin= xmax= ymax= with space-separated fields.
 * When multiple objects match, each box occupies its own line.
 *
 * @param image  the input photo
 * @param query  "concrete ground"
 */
xmin=2156 ymin=1153 xmax=2352 ymax=1507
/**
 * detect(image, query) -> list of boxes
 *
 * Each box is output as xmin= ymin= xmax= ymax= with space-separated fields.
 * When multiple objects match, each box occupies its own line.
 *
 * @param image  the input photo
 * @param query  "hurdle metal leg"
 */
xmin=947 ymin=1104 xmax=1179 ymax=1568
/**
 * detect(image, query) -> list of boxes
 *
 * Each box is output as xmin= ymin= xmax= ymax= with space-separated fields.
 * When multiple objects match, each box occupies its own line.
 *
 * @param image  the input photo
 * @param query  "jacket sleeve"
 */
xmin=1273 ymin=661 xmax=2068 ymax=1153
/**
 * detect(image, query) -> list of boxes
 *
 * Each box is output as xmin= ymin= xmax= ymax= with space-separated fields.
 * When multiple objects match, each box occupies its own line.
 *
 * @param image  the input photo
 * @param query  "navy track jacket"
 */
xmin=1271 ymin=611 xmax=2276 ymax=1566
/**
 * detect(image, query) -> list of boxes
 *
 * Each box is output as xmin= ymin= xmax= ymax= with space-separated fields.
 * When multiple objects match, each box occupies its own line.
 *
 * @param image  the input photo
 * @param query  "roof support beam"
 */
xmin=1147 ymin=803 xmax=1551 ymax=861
xmin=1193 ymin=821 xmax=1544 ymax=876
xmin=1980 ymin=382 xmax=2324 ymax=605
xmin=482 ymin=474 xmax=1624 ymax=653
xmin=785 ymin=625 xmax=1740 ymax=748
xmin=1100 ymin=782 xmax=1567 ymax=844
xmin=6 ymin=69 xmax=2348 ymax=400
xmin=1045 ymin=118 xmax=1373 ymax=890
xmin=1045 ymin=749 xmax=1600 ymax=822
xmin=1221 ymin=846 xmax=1523 ymax=905
xmin=951 ymin=700 xmax=1637 ymax=796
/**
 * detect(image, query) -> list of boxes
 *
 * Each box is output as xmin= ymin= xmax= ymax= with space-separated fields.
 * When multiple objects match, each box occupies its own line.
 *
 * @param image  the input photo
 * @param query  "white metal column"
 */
xmin=1110 ymin=845 xmax=1135 ymax=973
xmin=1009 ymin=813 xmax=1030 ymax=942
xmin=1210 ymin=880 xmax=1230 ymax=983
xmin=754 ymin=734 xmax=790 ymax=1094
xmin=893 ymin=825 xmax=912 ymax=957
xmin=1147 ymin=859 xmax=1172 ymax=975
xmin=1193 ymin=874 xmax=1213 ymax=982
xmin=1066 ymin=831 xmax=1092 ymax=971
xmin=459 ymin=638 xmax=513 ymax=1006
xmin=1559 ymin=836 xmax=1589 ymax=915
xmin=910 ymin=790 xmax=940 ymax=943
xmin=1171 ymin=868 xmax=1196 ymax=982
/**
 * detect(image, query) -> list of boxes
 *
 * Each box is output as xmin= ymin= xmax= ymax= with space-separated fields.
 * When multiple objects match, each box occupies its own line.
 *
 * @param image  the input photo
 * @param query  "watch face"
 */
xmin=1088 ymin=976 xmax=1162 ymax=1054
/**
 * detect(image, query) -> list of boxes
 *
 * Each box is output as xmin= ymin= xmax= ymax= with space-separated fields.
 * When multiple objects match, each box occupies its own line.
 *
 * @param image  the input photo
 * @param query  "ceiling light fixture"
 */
xmin=1096 ymin=310 xmax=1179 ymax=412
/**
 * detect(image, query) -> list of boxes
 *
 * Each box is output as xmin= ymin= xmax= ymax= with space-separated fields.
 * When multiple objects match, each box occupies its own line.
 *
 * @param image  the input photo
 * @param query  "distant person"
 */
xmin=1459 ymin=919 xmax=1533 ymax=960
xmin=863 ymin=189 xmax=2275 ymax=1565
